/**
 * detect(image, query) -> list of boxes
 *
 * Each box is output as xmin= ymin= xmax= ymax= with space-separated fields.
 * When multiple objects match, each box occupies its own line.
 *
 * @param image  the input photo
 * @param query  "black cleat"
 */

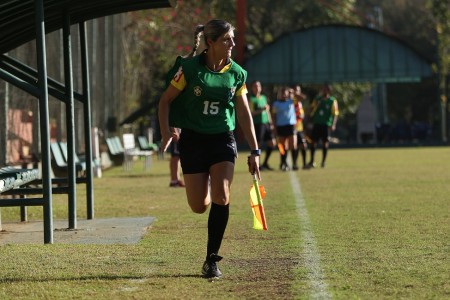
xmin=202 ymin=253 xmax=223 ymax=279
xmin=307 ymin=162 xmax=316 ymax=169
xmin=280 ymin=163 xmax=290 ymax=171
xmin=260 ymin=163 xmax=273 ymax=171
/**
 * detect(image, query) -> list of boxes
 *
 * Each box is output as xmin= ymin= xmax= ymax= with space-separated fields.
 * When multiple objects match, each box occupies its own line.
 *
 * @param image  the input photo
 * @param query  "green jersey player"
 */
xmin=158 ymin=19 xmax=260 ymax=279
xmin=308 ymin=84 xmax=339 ymax=168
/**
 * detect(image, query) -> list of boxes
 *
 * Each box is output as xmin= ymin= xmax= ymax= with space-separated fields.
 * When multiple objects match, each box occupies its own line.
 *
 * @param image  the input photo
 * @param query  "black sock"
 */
xmin=310 ymin=145 xmax=316 ymax=164
xmin=322 ymin=147 xmax=328 ymax=164
xmin=263 ymin=147 xmax=273 ymax=166
xmin=292 ymin=149 xmax=299 ymax=166
xmin=207 ymin=202 xmax=229 ymax=258
xmin=301 ymin=148 xmax=306 ymax=166
xmin=281 ymin=153 xmax=287 ymax=166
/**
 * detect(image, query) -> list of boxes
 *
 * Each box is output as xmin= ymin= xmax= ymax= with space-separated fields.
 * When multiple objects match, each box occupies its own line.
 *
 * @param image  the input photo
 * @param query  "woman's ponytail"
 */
xmin=189 ymin=24 xmax=204 ymax=57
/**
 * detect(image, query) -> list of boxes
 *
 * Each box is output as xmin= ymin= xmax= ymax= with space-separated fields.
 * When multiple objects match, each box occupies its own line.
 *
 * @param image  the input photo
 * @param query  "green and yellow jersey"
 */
xmin=249 ymin=94 xmax=270 ymax=125
xmin=168 ymin=52 xmax=247 ymax=134
xmin=310 ymin=95 xmax=339 ymax=126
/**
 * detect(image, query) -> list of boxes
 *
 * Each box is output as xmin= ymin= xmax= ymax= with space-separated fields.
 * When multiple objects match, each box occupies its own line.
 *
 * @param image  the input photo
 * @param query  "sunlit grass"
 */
xmin=0 ymin=147 xmax=449 ymax=299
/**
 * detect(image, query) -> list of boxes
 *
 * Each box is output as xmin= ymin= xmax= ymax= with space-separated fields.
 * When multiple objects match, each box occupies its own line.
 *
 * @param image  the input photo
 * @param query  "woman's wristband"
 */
xmin=250 ymin=149 xmax=261 ymax=156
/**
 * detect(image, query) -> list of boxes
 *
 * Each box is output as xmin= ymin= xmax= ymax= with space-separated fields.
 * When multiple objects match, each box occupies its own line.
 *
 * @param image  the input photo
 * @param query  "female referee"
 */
xmin=158 ymin=19 xmax=260 ymax=279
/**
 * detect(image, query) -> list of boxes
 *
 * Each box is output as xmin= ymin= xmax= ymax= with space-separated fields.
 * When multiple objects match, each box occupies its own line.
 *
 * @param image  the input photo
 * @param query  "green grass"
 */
xmin=0 ymin=147 xmax=449 ymax=299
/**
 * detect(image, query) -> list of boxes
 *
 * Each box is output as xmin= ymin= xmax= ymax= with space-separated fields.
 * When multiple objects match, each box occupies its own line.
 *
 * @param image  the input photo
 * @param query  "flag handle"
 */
xmin=253 ymin=173 xmax=257 ymax=182
xmin=251 ymin=173 xmax=267 ymax=230
xmin=252 ymin=174 xmax=263 ymax=206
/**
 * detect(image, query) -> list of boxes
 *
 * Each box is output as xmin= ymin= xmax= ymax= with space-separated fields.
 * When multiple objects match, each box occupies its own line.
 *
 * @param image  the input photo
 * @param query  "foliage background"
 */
xmin=123 ymin=0 xmax=449 ymax=142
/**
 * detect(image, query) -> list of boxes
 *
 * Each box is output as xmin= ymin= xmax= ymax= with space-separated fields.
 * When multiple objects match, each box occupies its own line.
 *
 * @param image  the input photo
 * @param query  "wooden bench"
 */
xmin=0 ymin=167 xmax=40 ymax=192
xmin=0 ymin=166 xmax=41 ymax=227
xmin=105 ymin=136 xmax=125 ymax=167
xmin=137 ymin=136 xmax=158 ymax=151
xmin=50 ymin=142 xmax=70 ymax=177
xmin=0 ymin=172 xmax=16 ymax=194
xmin=0 ymin=166 xmax=87 ymax=226
xmin=58 ymin=142 xmax=87 ymax=174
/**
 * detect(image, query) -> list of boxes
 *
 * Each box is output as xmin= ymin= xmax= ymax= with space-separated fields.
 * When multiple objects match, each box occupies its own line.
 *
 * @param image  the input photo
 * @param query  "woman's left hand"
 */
xmin=247 ymin=155 xmax=261 ymax=180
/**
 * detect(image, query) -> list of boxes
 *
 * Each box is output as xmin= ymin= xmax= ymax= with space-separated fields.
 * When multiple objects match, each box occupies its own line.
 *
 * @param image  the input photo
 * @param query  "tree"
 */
xmin=123 ymin=0 xmax=445 ymax=142
xmin=246 ymin=0 xmax=359 ymax=55
xmin=123 ymin=1 xmax=228 ymax=113
xmin=429 ymin=0 xmax=450 ymax=140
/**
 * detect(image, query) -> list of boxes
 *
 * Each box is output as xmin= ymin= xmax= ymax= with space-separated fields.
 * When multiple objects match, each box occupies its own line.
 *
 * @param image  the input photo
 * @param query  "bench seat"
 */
xmin=0 ymin=167 xmax=39 ymax=194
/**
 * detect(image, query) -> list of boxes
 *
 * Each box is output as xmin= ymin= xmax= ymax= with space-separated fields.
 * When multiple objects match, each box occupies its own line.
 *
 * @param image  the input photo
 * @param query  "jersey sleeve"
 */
xmin=170 ymin=66 xmax=187 ymax=91
xmin=235 ymin=83 xmax=248 ymax=96
xmin=310 ymin=99 xmax=318 ymax=116
xmin=332 ymin=99 xmax=339 ymax=116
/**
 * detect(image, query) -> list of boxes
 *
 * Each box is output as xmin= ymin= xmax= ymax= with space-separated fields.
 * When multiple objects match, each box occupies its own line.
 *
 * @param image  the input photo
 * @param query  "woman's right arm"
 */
xmin=158 ymin=84 xmax=182 ymax=152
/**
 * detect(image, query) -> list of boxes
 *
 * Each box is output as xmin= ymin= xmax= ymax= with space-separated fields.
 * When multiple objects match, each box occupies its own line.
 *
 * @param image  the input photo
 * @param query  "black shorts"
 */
xmin=254 ymin=123 xmax=274 ymax=144
xmin=178 ymin=129 xmax=237 ymax=174
xmin=297 ymin=131 xmax=306 ymax=143
xmin=311 ymin=124 xmax=330 ymax=142
xmin=276 ymin=125 xmax=296 ymax=137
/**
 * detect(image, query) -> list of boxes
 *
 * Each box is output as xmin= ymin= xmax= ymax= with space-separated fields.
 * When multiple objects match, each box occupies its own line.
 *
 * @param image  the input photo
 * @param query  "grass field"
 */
xmin=0 ymin=147 xmax=449 ymax=299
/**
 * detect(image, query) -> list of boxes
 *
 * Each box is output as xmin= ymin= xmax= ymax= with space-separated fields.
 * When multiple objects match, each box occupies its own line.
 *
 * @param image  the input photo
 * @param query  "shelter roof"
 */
xmin=0 ymin=0 xmax=174 ymax=54
xmin=245 ymin=24 xmax=433 ymax=84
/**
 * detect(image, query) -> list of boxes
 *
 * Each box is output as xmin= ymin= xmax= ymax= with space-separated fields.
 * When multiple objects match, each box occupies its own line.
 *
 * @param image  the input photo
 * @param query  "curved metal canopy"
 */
xmin=0 ymin=0 xmax=173 ymax=54
xmin=245 ymin=24 xmax=433 ymax=85
xmin=0 ymin=0 xmax=174 ymax=244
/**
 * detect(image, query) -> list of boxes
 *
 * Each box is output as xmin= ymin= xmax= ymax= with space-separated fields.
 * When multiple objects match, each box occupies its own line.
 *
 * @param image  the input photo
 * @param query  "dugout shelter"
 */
xmin=0 ymin=0 xmax=176 ymax=244
xmin=244 ymin=24 xmax=434 ymax=126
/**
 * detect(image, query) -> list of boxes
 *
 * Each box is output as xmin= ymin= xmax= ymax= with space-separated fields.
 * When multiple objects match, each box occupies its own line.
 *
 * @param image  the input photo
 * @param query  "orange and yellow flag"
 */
xmin=249 ymin=175 xmax=268 ymax=230
xmin=277 ymin=142 xmax=285 ymax=155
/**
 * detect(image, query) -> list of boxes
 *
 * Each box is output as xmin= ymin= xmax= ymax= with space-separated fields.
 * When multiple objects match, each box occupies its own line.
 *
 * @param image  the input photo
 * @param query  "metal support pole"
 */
xmin=35 ymin=0 xmax=53 ymax=244
xmin=0 ymin=78 xmax=7 ymax=166
xmin=0 ymin=77 xmax=7 ymax=225
xmin=444 ymin=74 xmax=450 ymax=142
xmin=63 ymin=11 xmax=77 ymax=229
xmin=80 ymin=22 xmax=94 ymax=219
xmin=20 ymin=200 xmax=27 ymax=222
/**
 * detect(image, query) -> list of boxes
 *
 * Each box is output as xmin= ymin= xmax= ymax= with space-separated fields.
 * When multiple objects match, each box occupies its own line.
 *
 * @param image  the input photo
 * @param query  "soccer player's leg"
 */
xmin=202 ymin=161 xmax=234 ymax=279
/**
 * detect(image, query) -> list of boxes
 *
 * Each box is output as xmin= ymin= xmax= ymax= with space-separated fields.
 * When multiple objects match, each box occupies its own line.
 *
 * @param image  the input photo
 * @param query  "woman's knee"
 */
xmin=189 ymin=203 xmax=209 ymax=214
xmin=211 ymin=190 xmax=230 ymax=206
xmin=187 ymin=195 xmax=210 ymax=213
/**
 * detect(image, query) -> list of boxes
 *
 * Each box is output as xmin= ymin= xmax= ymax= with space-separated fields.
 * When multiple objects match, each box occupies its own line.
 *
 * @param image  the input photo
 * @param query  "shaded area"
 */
xmin=0 ymin=0 xmax=173 ymax=243
xmin=119 ymin=101 xmax=156 ymax=126
xmin=0 ymin=217 xmax=154 ymax=245
xmin=0 ymin=0 xmax=173 ymax=54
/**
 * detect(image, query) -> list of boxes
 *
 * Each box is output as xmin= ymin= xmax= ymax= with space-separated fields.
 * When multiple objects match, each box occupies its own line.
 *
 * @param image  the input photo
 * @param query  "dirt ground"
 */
xmin=0 ymin=217 xmax=155 ymax=245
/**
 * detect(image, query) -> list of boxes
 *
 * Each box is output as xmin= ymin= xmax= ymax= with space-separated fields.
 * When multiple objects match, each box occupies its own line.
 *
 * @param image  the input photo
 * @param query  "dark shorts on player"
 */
xmin=311 ymin=124 xmax=330 ymax=142
xmin=254 ymin=123 xmax=274 ymax=145
xmin=178 ymin=129 xmax=237 ymax=174
xmin=297 ymin=130 xmax=307 ymax=144
xmin=276 ymin=124 xmax=296 ymax=137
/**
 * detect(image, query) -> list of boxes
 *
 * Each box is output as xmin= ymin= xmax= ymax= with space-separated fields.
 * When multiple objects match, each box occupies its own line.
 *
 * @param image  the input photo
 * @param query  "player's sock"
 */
xmin=292 ymin=149 xmax=299 ymax=167
xmin=280 ymin=153 xmax=288 ymax=167
xmin=322 ymin=146 xmax=328 ymax=165
xmin=263 ymin=147 xmax=273 ymax=166
xmin=309 ymin=144 xmax=316 ymax=165
xmin=206 ymin=202 xmax=229 ymax=258
xmin=301 ymin=148 xmax=307 ymax=166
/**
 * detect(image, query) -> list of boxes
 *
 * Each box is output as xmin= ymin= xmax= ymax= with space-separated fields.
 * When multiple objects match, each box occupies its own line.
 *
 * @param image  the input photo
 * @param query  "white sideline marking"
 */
xmin=290 ymin=172 xmax=332 ymax=299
